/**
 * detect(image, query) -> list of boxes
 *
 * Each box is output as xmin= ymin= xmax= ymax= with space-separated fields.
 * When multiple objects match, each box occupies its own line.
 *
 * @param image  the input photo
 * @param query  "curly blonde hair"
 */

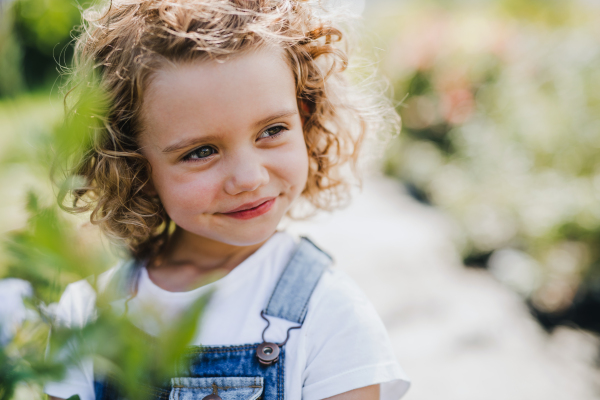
xmin=63 ymin=0 xmax=396 ymax=259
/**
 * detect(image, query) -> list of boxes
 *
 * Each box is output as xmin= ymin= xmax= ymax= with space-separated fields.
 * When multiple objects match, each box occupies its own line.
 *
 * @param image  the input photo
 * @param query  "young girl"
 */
xmin=45 ymin=0 xmax=410 ymax=399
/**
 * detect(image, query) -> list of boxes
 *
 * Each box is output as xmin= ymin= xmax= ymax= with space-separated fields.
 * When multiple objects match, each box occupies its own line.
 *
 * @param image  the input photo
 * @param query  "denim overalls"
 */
xmin=94 ymin=237 xmax=332 ymax=400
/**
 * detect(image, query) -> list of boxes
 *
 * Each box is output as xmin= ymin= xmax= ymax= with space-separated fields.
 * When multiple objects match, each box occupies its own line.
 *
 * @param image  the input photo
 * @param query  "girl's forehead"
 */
xmin=139 ymin=47 xmax=299 ymax=146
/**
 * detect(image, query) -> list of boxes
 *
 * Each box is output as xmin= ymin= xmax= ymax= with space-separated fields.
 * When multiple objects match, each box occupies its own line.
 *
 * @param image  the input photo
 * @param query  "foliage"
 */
xmin=377 ymin=0 xmax=600 ymax=321
xmin=0 ymin=82 xmax=210 ymax=399
xmin=0 ymin=0 xmax=82 ymax=96
xmin=12 ymin=0 xmax=81 ymax=55
xmin=0 ymin=9 xmax=25 ymax=97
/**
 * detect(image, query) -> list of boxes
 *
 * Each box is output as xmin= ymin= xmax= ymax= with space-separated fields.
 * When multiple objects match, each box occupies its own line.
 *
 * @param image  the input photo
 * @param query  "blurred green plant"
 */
xmin=0 ymin=0 xmax=82 ymax=96
xmin=12 ymin=0 xmax=81 ymax=54
xmin=0 ymin=77 xmax=209 ymax=400
xmin=0 ymin=8 xmax=25 ymax=97
xmin=374 ymin=0 xmax=600 ymax=329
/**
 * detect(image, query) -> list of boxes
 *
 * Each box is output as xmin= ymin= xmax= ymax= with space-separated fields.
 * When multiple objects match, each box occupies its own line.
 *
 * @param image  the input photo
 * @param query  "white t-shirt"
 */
xmin=45 ymin=231 xmax=410 ymax=400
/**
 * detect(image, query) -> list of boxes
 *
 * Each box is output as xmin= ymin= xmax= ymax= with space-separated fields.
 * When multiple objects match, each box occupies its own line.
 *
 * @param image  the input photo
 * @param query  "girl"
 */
xmin=45 ymin=0 xmax=410 ymax=399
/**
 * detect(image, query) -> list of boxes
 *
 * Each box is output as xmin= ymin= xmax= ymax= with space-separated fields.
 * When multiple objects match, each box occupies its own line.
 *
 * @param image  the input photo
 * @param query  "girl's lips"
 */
xmin=220 ymin=198 xmax=276 ymax=220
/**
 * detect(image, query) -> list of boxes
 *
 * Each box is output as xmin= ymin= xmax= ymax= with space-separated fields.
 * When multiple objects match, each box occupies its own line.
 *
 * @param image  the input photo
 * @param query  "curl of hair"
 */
xmin=62 ymin=0 xmax=399 ymax=260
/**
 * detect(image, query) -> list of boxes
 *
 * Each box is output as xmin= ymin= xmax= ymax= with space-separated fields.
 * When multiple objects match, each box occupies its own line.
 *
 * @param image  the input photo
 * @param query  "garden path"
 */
xmin=287 ymin=174 xmax=600 ymax=400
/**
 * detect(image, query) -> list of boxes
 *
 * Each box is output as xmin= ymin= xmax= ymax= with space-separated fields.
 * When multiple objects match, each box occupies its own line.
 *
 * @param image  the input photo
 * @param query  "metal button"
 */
xmin=202 ymin=395 xmax=222 ymax=400
xmin=256 ymin=342 xmax=280 ymax=365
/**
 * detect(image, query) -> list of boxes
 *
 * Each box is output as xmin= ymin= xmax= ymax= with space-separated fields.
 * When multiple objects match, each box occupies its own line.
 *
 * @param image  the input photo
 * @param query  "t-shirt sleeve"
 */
xmin=300 ymin=269 xmax=410 ymax=400
xmin=44 ymin=280 xmax=97 ymax=400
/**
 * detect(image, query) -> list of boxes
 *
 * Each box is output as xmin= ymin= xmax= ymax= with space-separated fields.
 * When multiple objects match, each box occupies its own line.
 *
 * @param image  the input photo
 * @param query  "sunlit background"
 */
xmin=1 ymin=0 xmax=600 ymax=398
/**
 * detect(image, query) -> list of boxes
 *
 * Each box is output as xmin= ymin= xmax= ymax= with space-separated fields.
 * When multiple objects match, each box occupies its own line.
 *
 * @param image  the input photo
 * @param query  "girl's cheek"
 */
xmin=158 ymin=171 xmax=222 ymax=214
xmin=291 ymin=132 xmax=310 ymax=177
xmin=271 ymin=136 xmax=310 ymax=188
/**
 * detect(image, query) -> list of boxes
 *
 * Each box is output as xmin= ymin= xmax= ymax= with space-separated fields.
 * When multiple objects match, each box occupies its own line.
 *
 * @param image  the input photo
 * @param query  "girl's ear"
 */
xmin=141 ymin=160 xmax=159 ymax=197
xmin=143 ymin=177 xmax=158 ymax=197
xmin=299 ymin=100 xmax=311 ymax=125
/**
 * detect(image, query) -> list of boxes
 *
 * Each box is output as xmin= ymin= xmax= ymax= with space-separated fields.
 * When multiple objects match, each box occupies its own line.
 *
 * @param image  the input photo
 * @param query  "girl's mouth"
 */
xmin=220 ymin=197 xmax=276 ymax=220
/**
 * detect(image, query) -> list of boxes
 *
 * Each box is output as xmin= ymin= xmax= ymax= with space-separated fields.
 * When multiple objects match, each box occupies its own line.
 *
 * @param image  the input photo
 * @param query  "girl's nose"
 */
xmin=223 ymin=152 xmax=270 ymax=195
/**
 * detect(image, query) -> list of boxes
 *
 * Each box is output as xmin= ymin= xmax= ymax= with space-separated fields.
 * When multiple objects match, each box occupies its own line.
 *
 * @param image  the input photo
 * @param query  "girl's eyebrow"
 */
xmin=252 ymin=109 xmax=298 ymax=129
xmin=162 ymin=109 xmax=298 ymax=154
xmin=162 ymin=135 xmax=221 ymax=154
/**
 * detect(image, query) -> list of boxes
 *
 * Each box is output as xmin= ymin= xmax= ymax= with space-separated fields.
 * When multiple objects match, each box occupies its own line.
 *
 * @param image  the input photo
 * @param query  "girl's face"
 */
xmin=139 ymin=48 xmax=309 ymax=247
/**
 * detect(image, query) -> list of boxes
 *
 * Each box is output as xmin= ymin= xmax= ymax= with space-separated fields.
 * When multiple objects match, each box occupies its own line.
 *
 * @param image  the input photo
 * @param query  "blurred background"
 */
xmin=1 ymin=0 xmax=600 ymax=398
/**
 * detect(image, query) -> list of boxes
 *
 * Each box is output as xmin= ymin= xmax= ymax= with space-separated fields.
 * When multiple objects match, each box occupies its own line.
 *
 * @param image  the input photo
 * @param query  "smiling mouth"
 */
xmin=220 ymin=197 xmax=277 ymax=220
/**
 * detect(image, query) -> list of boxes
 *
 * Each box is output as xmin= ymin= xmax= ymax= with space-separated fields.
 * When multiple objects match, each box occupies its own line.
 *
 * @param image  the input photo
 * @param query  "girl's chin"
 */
xmin=221 ymin=227 xmax=279 ymax=247
xmin=177 ymin=225 xmax=279 ymax=248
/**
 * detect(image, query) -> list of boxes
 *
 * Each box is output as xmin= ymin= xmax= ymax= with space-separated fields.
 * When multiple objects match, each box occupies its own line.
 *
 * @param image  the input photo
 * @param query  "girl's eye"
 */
xmin=258 ymin=125 xmax=286 ymax=139
xmin=183 ymin=146 xmax=216 ymax=161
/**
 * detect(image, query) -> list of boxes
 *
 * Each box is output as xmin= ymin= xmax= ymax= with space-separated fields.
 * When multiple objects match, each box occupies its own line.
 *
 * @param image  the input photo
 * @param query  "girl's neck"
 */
xmin=147 ymin=227 xmax=271 ymax=292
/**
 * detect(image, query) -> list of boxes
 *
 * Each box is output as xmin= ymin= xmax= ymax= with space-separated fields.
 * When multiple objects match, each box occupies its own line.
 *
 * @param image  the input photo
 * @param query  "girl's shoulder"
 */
xmin=52 ymin=262 xmax=127 ymax=328
xmin=306 ymin=266 xmax=387 ymax=335
xmin=298 ymin=262 xmax=411 ymax=400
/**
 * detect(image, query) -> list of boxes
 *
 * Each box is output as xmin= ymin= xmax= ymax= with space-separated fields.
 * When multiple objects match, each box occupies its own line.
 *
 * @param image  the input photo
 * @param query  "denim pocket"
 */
xmin=169 ymin=377 xmax=264 ymax=400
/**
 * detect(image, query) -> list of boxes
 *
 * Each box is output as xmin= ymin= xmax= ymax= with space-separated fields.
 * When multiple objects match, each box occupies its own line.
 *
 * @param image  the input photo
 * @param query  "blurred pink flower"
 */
xmin=435 ymin=70 xmax=475 ymax=125
xmin=389 ymin=14 xmax=449 ymax=71
xmin=440 ymin=88 xmax=474 ymax=125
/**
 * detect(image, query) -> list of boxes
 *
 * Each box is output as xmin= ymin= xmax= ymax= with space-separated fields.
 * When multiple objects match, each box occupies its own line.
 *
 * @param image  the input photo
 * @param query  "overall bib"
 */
xmin=94 ymin=237 xmax=332 ymax=400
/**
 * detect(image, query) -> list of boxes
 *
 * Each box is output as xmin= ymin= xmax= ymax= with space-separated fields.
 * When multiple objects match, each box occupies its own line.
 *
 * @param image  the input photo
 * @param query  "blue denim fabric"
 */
xmin=264 ymin=238 xmax=332 ymax=324
xmin=94 ymin=379 xmax=171 ymax=400
xmin=171 ymin=376 xmax=264 ymax=400
xmin=94 ymin=237 xmax=331 ymax=400
xmin=178 ymin=345 xmax=283 ymax=400
xmin=95 ymin=343 xmax=281 ymax=400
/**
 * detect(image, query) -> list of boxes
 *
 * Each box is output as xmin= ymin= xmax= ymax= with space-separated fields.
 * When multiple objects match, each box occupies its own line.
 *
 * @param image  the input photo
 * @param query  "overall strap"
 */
xmin=101 ymin=259 xmax=141 ymax=303
xmin=263 ymin=237 xmax=332 ymax=325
